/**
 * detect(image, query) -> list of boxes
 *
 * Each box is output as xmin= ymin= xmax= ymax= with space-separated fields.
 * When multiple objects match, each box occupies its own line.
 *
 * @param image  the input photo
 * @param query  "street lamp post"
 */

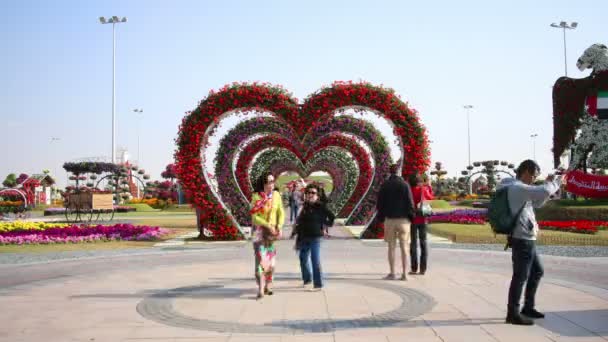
xmin=133 ymin=108 xmax=143 ymax=198
xmin=463 ymin=105 xmax=474 ymax=195
xmin=530 ymin=133 xmax=538 ymax=160
xmin=550 ymin=21 xmax=578 ymax=76
xmin=99 ymin=16 xmax=128 ymax=164
xmin=133 ymin=109 xmax=143 ymax=165
xmin=463 ymin=105 xmax=473 ymax=167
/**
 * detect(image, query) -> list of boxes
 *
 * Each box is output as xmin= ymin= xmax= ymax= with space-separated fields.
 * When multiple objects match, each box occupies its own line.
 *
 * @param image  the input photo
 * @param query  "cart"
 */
xmin=64 ymin=192 xmax=114 ymax=223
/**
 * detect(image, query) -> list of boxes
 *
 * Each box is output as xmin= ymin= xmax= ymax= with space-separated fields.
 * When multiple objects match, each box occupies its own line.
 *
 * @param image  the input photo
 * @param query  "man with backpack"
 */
xmin=494 ymin=160 xmax=561 ymax=326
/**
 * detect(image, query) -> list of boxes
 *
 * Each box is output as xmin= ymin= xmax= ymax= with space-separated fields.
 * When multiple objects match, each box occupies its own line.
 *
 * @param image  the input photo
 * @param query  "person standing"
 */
xmin=291 ymin=183 xmax=335 ymax=290
xmin=376 ymin=164 xmax=415 ymax=281
xmin=250 ymin=172 xmax=285 ymax=299
xmin=409 ymin=174 xmax=434 ymax=275
xmin=498 ymin=160 xmax=561 ymax=325
xmin=289 ymin=185 xmax=303 ymax=224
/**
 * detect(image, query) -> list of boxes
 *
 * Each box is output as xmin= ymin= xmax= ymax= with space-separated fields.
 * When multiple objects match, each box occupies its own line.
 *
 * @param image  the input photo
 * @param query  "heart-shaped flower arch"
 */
xmin=221 ymin=116 xmax=388 ymax=226
xmin=175 ymin=81 xmax=429 ymax=240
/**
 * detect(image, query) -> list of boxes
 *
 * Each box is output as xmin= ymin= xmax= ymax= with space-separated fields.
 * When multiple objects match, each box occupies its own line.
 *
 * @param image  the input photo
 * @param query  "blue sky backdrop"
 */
xmin=2 ymin=0 xmax=606 ymax=187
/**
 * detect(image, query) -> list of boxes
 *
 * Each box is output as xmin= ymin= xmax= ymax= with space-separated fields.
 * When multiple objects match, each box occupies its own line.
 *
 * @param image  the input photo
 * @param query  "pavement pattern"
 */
xmin=0 ymin=225 xmax=607 ymax=341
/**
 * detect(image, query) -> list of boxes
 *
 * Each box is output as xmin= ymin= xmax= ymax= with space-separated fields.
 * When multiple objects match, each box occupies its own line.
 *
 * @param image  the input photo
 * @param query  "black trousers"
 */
xmin=410 ymin=223 xmax=428 ymax=272
xmin=507 ymin=238 xmax=544 ymax=312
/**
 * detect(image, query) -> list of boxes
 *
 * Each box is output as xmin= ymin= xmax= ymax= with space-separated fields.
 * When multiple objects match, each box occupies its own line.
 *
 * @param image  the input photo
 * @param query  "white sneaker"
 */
xmin=303 ymin=283 xmax=313 ymax=290
xmin=308 ymin=287 xmax=323 ymax=292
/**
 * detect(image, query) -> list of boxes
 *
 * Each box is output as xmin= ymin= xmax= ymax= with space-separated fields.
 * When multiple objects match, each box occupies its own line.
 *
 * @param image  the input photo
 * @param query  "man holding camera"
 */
xmin=497 ymin=160 xmax=562 ymax=325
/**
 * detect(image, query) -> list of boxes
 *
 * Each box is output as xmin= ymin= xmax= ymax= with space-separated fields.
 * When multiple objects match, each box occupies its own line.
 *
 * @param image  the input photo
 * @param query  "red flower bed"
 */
xmin=538 ymin=220 xmax=608 ymax=234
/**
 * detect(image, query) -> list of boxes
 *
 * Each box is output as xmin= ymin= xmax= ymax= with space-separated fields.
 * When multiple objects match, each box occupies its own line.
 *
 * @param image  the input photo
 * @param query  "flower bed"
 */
xmin=426 ymin=209 xmax=607 ymax=235
xmin=0 ymin=223 xmax=169 ymax=245
xmin=0 ymin=221 xmax=70 ymax=233
xmin=429 ymin=209 xmax=487 ymax=225
xmin=538 ymin=220 xmax=608 ymax=234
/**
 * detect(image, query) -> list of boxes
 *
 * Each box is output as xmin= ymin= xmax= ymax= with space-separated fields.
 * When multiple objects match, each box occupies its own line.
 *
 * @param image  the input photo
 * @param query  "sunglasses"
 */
xmin=306 ymin=191 xmax=318 ymax=195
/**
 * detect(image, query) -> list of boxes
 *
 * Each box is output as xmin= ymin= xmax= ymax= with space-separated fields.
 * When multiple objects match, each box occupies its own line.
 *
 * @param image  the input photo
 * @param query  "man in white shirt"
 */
xmin=497 ymin=160 xmax=561 ymax=325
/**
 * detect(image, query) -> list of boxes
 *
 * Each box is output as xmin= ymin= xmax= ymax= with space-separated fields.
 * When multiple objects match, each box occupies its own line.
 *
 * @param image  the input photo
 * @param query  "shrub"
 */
xmin=536 ymin=206 xmax=608 ymax=221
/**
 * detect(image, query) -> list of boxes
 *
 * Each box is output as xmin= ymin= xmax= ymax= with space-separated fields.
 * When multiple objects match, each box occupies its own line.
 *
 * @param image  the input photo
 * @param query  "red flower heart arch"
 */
xmin=175 ymin=81 xmax=430 ymax=240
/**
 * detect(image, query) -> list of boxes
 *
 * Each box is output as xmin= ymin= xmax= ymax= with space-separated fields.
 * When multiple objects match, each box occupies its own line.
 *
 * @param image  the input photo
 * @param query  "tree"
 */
xmin=16 ymin=173 xmax=29 ymax=185
xmin=161 ymin=164 xmax=177 ymax=181
xmin=2 ymin=174 xmax=17 ymax=188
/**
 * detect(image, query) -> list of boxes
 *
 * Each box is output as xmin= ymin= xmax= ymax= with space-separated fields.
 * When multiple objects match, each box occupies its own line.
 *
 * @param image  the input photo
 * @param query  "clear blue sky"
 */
xmin=2 ymin=0 xmax=606 ymax=187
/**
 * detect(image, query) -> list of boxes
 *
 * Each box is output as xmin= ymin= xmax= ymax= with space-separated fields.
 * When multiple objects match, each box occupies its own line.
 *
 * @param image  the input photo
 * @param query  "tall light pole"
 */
xmin=530 ymin=133 xmax=538 ymax=160
xmin=133 ymin=109 xmax=143 ymax=165
xmin=99 ymin=16 xmax=128 ymax=164
xmin=463 ymin=105 xmax=473 ymax=167
xmin=550 ymin=21 xmax=578 ymax=76
xmin=50 ymin=137 xmax=61 ymax=191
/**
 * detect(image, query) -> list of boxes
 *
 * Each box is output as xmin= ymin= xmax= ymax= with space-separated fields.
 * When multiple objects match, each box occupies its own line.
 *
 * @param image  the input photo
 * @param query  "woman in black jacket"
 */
xmin=291 ymin=184 xmax=335 ymax=290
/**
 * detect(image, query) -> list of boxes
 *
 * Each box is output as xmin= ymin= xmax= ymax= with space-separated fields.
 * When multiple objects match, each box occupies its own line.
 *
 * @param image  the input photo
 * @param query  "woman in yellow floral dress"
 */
xmin=250 ymin=172 xmax=285 ymax=299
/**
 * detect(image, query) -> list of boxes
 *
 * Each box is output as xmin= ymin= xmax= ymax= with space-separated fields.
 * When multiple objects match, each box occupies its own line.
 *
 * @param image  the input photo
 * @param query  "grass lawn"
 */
xmin=123 ymin=203 xmax=160 ymax=212
xmin=113 ymin=211 xmax=195 ymax=218
xmin=130 ymin=215 xmax=197 ymax=229
xmin=430 ymin=223 xmax=608 ymax=246
xmin=276 ymin=174 xmax=333 ymax=193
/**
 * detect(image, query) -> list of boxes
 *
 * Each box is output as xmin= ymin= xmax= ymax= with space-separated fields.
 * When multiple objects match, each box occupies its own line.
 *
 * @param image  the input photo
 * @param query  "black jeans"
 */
xmin=507 ymin=238 xmax=544 ymax=312
xmin=410 ymin=223 xmax=428 ymax=272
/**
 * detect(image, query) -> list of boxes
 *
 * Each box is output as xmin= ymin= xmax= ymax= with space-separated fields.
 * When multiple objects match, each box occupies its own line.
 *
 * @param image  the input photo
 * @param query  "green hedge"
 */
xmin=553 ymin=199 xmax=608 ymax=207
xmin=536 ymin=205 xmax=608 ymax=221
xmin=429 ymin=223 xmax=608 ymax=246
xmin=124 ymin=203 xmax=160 ymax=212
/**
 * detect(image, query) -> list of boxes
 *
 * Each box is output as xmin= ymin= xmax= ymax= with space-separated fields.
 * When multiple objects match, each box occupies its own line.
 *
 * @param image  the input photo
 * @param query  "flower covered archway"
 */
xmin=175 ymin=81 xmax=430 ymax=240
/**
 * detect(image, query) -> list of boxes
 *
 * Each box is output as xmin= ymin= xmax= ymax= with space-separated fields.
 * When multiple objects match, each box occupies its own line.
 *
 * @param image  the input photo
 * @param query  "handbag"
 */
xmin=417 ymin=187 xmax=433 ymax=217
xmin=262 ymin=202 xmax=281 ymax=244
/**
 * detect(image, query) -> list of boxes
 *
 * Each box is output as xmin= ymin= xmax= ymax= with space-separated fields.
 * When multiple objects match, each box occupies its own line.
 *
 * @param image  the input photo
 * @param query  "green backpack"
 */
xmin=487 ymin=187 xmax=525 ymax=235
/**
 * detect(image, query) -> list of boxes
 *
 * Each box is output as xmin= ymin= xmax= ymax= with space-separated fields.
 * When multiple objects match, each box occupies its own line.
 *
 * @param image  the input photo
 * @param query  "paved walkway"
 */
xmin=1 ymin=239 xmax=607 ymax=341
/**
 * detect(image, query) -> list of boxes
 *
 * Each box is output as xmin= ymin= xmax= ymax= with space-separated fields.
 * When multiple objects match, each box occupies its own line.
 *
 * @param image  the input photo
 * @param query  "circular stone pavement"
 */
xmin=136 ymin=277 xmax=437 ymax=334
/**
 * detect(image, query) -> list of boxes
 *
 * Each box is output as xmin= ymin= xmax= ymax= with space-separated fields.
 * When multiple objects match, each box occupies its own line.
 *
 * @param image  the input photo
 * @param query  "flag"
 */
xmin=586 ymin=90 xmax=608 ymax=119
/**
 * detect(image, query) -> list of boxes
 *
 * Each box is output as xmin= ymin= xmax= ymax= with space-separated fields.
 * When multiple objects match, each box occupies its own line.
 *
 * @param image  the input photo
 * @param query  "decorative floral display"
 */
xmin=0 ymin=223 xmax=169 ymax=245
xmin=568 ymin=115 xmax=608 ymax=170
xmin=247 ymin=147 xmax=359 ymax=216
xmin=215 ymin=116 xmax=379 ymax=226
xmin=175 ymin=82 xmax=430 ymax=240
xmin=63 ymin=162 xmax=120 ymax=175
xmin=361 ymin=220 xmax=384 ymax=239
xmin=213 ymin=117 xmax=300 ymax=230
xmin=303 ymin=116 xmax=392 ymax=228
xmin=305 ymin=148 xmax=358 ymax=215
xmin=552 ymin=70 xmax=608 ymax=167
xmin=300 ymin=82 xmax=429 ymax=175
xmin=235 ymin=134 xmax=304 ymax=200
xmin=307 ymin=134 xmax=378 ymax=224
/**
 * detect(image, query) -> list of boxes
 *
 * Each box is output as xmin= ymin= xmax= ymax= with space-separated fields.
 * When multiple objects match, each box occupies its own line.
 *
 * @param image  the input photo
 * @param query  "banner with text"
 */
xmin=565 ymin=170 xmax=608 ymax=198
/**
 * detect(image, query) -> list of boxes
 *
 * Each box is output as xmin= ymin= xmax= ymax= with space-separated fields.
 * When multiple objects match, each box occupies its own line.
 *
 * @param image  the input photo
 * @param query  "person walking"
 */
xmin=291 ymin=183 xmax=335 ymax=290
xmin=250 ymin=172 xmax=285 ymax=299
xmin=498 ymin=160 xmax=561 ymax=325
xmin=409 ymin=174 xmax=434 ymax=275
xmin=376 ymin=164 xmax=415 ymax=281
